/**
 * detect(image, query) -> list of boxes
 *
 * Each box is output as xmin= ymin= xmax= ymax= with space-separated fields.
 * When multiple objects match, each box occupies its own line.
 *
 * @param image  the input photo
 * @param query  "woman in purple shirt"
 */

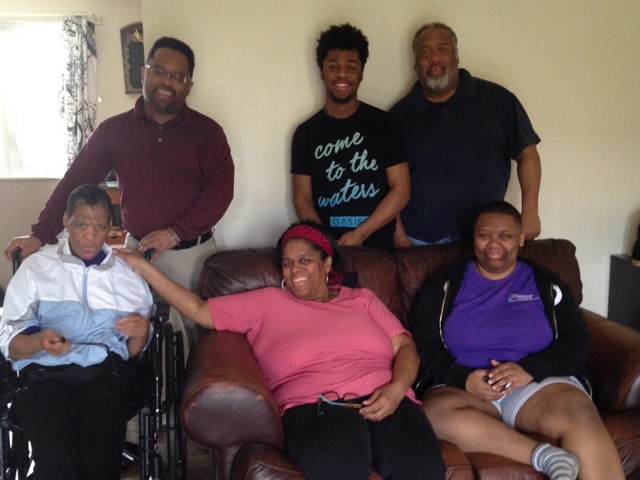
xmin=410 ymin=201 xmax=624 ymax=480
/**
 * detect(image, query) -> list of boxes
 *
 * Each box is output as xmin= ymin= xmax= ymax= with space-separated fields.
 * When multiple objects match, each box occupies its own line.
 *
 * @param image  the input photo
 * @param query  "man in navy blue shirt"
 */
xmin=390 ymin=22 xmax=542 ymax=246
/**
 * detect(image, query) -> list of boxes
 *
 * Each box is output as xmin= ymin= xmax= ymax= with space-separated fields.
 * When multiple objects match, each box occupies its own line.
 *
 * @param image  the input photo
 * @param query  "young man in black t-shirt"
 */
xmin=291 ymin=23 xmax=409 ymax=250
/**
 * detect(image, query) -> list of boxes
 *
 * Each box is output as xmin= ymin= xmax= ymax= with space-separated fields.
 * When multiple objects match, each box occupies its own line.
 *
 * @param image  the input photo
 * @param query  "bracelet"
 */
xmin=167 ymin=228 xmax=180 ymax=245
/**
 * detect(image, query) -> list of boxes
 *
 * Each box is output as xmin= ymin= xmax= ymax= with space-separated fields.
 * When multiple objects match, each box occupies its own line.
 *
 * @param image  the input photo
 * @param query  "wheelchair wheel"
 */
xmin=173 ymin=329 xmax=186 ymax=480
xmin=12 ymin=432 xmax=29 ymax=480
xmin=0 ymin=425 xmax=30 ymax=480
xmin=137 ymin=303 xmax=187 ymax=480
xmin=0 ymin=424 xmax=13 ymax=480
xmin=162 ymin=324 xmax=186 ymax=480
xmin=1 ymin=360 xmax=31 ymax=480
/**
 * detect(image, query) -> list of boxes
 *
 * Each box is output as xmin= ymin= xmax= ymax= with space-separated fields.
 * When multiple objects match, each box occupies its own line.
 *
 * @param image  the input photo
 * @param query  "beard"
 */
xmin=425 ymin=73 xmax=451 ymax=93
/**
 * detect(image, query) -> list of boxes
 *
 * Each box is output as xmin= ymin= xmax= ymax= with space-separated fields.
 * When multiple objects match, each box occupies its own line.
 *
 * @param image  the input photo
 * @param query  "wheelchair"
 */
xmin=127 ymin=300 xmax=188 ymax=480
xmin=0 ymin=248 xmax=187 ymax=480
xmin=0 ymin=353 xmax=29 ymax=480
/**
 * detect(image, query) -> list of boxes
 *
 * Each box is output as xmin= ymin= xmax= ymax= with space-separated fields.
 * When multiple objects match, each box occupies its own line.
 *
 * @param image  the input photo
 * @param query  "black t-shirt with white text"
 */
xmin=291 ymin=102 xmax=407 ymax=250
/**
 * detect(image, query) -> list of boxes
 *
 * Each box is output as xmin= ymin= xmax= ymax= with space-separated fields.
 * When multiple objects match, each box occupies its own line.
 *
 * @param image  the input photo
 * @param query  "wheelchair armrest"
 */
xmin=180 ymin=330 xmax=284 ymax=452
xmin=152 ymin=301 xmax=171 ymax=323
xmin=584 ymin=309 xmax=640 ymax=411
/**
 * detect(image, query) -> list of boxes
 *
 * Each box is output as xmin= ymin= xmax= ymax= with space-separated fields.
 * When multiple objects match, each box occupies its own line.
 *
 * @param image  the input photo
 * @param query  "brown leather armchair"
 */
xmin=180 ymin=239 xmax=640 ymax=479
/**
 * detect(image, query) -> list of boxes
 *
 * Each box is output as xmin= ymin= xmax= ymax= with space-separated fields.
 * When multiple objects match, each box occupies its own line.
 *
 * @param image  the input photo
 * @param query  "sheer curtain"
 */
xmin=61 ymin=16 xmax=98 ymax=168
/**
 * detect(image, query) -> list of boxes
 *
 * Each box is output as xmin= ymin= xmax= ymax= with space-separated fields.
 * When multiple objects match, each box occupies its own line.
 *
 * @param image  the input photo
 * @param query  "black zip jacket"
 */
xmin=409 ymin=257 xmax=591 ymax=396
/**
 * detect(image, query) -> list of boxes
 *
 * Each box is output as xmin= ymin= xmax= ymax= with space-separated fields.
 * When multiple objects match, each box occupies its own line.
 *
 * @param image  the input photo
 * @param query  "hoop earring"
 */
xmin=281 ymin=279 xmax=287 ymax=291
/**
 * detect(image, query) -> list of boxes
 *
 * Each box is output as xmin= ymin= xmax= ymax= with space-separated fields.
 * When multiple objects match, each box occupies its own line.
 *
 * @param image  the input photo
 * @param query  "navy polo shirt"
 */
xmin=390 ymin=69 xmax=540 ymax=242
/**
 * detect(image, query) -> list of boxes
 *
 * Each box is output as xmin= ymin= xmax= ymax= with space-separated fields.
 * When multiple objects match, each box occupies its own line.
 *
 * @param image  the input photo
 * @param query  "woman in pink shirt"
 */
xmin=117 ymin=221 xmax=444 ymax=479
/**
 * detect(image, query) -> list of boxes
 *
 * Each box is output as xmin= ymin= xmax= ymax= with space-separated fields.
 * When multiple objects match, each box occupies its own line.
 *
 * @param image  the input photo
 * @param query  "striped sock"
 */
xmin=531 ymin=443 xmax=580 ymax=480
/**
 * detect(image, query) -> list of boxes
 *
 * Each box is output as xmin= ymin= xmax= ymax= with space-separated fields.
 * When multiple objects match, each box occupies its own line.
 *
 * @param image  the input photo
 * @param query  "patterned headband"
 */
xmin=280 ymin=224 xmax=334 ymax=257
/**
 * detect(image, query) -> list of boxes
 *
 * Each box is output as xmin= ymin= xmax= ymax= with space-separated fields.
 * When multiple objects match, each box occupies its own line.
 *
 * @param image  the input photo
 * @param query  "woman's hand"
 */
xmin=466 ymin=369 xmax=505 ymax=401
xmin=360 ymin=333 xmax=418 ymax=421
xmin=113 ymin=247 xmax=149 ymax=274
xmin=359 ymin=382 xmax=405 ymax=421
xmin=484 ymin=359 xmax=533 ymax=393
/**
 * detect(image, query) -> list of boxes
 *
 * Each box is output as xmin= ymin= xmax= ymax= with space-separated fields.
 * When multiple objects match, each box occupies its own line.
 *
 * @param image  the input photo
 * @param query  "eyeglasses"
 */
xmin=317 ymin=391 xmax=363 ymax=415
xmin=143 ymin=64 xmax=190 ymax=85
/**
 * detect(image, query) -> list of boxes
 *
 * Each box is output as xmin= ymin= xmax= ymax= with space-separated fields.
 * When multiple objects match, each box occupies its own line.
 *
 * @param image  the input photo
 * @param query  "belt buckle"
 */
xmin=196 ymin=230 xmax=212 ymax=246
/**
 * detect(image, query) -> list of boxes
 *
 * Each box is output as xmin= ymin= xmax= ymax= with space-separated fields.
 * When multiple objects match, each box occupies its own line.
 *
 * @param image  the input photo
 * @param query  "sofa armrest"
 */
xmin=180 ymin=330 xmax=284 ymax=451
xmin=584 ymin=309 xmax=640 ymax=411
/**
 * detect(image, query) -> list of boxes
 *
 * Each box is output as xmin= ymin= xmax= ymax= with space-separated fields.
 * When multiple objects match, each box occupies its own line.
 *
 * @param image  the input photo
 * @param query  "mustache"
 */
xmin=153 ymin=86 xmax=176 ymax=97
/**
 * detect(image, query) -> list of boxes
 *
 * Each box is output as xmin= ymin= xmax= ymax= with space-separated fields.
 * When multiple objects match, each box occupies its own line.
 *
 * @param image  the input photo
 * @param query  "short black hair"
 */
xmin=276 ymin=220 xmax=345 ymax=271
xmin=147 ymin=36 xmax=195 ymax=77
xmin=66 ymin=184 xmax=112 ymax=221
xmin=412 ymin=22 xmax=458 ymax=60
xmin=316 ymin=23 xmax=369 ymax=69
xmin=474 ymin=200 xmax=522 ymax=228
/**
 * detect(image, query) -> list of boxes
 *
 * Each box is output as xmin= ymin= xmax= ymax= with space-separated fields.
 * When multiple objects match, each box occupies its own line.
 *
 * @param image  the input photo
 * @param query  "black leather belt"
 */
xmin=172 ymin=230 xmax=213 ymax=250
xmin=131 ymin=230 xmax=213 ymax=251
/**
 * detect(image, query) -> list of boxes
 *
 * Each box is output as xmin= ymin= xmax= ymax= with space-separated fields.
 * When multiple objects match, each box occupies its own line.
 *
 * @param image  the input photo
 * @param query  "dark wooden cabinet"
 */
xmin=608 ymin=254 xmax=640 ymax=329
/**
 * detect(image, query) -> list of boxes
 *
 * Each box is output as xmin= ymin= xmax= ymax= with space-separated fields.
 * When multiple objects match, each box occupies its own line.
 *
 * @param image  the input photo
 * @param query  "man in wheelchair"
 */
xmin=0 ymin=184 xmax=153 ymax=480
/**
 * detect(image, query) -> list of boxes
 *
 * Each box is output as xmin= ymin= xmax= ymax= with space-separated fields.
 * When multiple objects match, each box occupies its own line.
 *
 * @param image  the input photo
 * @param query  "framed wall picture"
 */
xmin=120 ymin=22 xmax=144 ymax=94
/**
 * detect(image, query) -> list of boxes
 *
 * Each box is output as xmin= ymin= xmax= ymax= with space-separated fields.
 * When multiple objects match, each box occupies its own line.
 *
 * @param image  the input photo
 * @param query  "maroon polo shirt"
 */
xmin=32 ymin=97 xmax=234 ymax=243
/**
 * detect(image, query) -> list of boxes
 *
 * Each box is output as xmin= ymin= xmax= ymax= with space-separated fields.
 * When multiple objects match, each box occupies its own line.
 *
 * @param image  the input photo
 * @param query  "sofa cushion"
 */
xmin=199 ymin=248 xmax=281 ymax=298
xmin=465 ymin=452 xmax=544 ymax=480
xmin=600 ymin=410 xmax=640 ymax=478
xmin=394 ymin=243 xmax=470 ymax=325
xmin=583 ymin=310 xmax=640 ymax=410
xmin=231 ymin=441 xmax=474 ymax=480
xmin=231 ymin=443 xmax=305 ymax=480
xmin=341 ymin=247 xmax=402 ymax=320
xmin=517 ymin=239 xmax=583 ymax=305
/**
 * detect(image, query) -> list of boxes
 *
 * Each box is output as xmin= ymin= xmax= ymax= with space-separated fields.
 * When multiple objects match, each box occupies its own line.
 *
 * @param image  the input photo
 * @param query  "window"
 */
xmin=0 ymin=22 xmax=67 ymax=178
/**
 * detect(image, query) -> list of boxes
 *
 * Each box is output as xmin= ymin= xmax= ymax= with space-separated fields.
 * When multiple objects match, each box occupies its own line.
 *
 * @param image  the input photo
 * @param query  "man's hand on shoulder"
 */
xmin=4 ymin=235 xmax=42 ymax=261
xmin=136 ymin=228 xmax=179 ymax=262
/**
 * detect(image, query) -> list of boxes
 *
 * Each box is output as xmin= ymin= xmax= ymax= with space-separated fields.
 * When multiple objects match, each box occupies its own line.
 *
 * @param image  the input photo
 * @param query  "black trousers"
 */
xmin=13 ymin=362 xmax=133 ymax=480
xmin=282 ymin=397 xmax=445 ymax=480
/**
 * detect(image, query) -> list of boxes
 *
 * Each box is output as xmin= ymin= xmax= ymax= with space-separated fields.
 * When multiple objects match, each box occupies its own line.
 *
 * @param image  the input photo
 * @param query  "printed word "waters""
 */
xmin=317 ymin=179 xmax=380 ymax=207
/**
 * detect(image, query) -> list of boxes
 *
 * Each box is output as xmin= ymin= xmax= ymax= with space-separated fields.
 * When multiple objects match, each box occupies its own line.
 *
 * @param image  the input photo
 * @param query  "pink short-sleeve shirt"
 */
xmin=209 ymin=286 xmax=417 ymax=413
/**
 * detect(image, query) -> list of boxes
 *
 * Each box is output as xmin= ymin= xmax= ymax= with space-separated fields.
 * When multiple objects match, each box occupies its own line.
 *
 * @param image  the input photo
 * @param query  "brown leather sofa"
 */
xmin=180 ymin=239 xmax=640 ymax=479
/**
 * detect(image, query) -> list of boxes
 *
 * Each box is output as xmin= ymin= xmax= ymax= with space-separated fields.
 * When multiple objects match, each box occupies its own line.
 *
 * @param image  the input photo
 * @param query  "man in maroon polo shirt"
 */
xmin=4 ymin=36 xmax=234 ymax=341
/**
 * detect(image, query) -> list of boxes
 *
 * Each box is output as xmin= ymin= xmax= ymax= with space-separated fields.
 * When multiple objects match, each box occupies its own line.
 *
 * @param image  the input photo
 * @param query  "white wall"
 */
xmin=2 ymin=0 xmax=639 ymax=316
